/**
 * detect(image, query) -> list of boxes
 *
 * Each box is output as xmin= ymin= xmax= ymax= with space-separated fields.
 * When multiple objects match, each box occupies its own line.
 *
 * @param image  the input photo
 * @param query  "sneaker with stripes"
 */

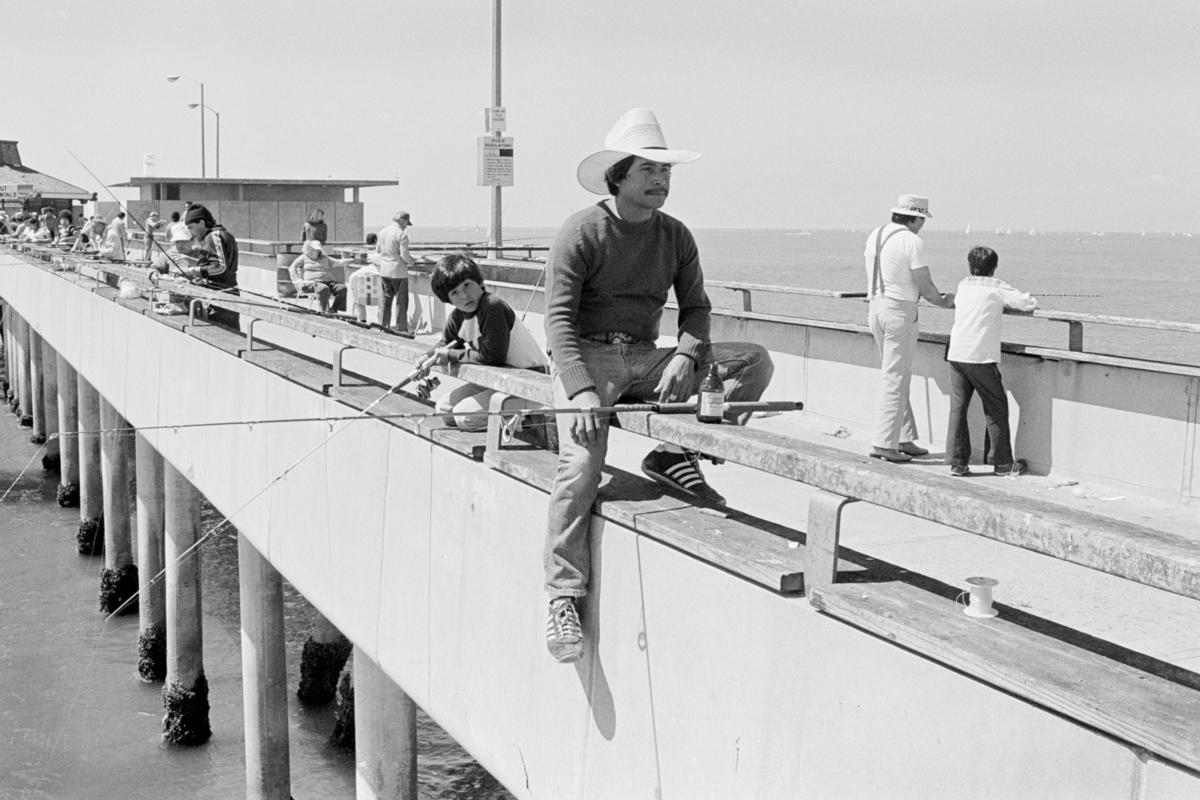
xmin=640 ymin=448 xmax=727 ymax=506
xmin=546 ymin=597 xmax=583 ymax=663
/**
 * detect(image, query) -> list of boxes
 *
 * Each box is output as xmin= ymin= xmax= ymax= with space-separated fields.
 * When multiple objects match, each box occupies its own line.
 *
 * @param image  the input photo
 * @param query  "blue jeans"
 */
xmin=544 ymin=340 xmax=774 ymax=598
xmin=946 ymin=361 xmax=1014 ymax=469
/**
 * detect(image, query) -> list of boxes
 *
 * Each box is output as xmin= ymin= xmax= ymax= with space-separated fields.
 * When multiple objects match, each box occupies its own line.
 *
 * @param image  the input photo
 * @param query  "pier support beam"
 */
xmin=76 ymin=375 xmax=103 ymax=555
xmin=162 ymin=460 xmax=211 ymax=745
xmin=99 ymin=398 xmax=137 ymax=615
xmin=353 ymin=648 xmax=417 ymax=800
xmin=135 ymin=434 xmax=167 ymax=681
xmin=297 ymin=610 xmax=352 ymax=706
xmin=238 ymin=532 xmax=291 ymax=799
xmin=16 ymin=315 xmax=32 ymax=425
xmin=28 ymin=328 xmax=45 ymax=444
xmin=55 ymin=354 xmax=79 ymax=506
xmin=39 ymin=334 xmax=59 ymax=473
xmin=2 ymin=306 xmax=11 ymax=403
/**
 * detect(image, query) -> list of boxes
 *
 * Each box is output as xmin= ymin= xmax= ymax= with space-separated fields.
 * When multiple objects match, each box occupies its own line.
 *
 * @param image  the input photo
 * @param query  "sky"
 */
xmin=6 ymin=1 xmax=1198 ymax=233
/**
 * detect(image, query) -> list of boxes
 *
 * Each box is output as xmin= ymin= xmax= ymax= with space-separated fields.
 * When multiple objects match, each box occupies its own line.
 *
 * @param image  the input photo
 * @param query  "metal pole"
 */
xmin=199 ymin=82 xmax=207 ymax=178
xmin=215 ymin=110 xmax=220 ymax=178
xmin=489 ymin=0 xmax=502 ymax=250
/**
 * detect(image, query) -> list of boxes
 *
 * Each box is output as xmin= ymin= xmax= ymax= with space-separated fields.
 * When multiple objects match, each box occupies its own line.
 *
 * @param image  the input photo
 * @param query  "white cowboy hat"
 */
xmin=890 ymin=194 xmax=932 ymax=219
xmin=576 ymin=108 xmax=700 ymax=195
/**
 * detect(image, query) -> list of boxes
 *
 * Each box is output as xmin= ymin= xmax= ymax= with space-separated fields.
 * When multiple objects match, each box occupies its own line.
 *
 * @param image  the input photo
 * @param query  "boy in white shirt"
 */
xmin=945 ymin=246 xmax=1038 ymax=477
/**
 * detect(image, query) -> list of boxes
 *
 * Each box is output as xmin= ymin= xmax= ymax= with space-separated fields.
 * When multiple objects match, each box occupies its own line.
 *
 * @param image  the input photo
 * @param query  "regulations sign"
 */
xmin=477 ymin=137 xmax=514 ymax=187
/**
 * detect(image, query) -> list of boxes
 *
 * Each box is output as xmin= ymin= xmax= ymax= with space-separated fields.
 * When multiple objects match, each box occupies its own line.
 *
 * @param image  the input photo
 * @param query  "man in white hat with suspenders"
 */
xmin=541 ymin=108 xmax=775 ymax=663
xmin=864 ymin=194 xmax=955 ymax=463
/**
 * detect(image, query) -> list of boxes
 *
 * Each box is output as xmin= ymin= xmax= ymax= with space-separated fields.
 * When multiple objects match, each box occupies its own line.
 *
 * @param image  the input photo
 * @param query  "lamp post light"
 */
xmin=187 ymin=103 xmax=220 ymax=178
xmin=166 ymin=75 xmax=206 ymax=177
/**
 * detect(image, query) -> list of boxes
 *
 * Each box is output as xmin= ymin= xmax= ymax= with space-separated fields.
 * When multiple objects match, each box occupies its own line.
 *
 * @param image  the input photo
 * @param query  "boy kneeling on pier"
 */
xmin=420 ymin=254 xmax=548 ymax=431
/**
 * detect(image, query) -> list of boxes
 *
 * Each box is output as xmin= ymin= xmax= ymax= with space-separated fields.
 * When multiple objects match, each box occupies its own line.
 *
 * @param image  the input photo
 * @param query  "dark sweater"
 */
xmin=441 ymin=291 xmax=516 ymax=366
xmin=544 ymin=202 xmax=711 ymax=398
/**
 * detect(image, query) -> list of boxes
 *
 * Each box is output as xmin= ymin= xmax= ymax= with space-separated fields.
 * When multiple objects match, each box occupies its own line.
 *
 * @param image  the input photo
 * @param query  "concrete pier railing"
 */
xmin=3 ymin=243 xmax=1200 ymax=799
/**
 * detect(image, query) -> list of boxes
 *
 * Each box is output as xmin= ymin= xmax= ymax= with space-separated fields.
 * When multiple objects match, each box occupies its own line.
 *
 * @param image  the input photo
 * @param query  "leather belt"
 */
xmin=585 ymin=331 xmax=646 ymax=344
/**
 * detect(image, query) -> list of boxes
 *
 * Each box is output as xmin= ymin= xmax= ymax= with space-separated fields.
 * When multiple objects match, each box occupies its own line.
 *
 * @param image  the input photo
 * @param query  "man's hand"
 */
xmin=654 ymin=353 xmax=697 ymax=403
xmin=566 ymin=390 xmax=603 ymax=447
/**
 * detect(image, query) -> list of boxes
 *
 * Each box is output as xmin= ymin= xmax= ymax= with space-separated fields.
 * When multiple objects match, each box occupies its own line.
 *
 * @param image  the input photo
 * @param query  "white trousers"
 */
xmin=869 ymin=298 xmax=920 ymax=449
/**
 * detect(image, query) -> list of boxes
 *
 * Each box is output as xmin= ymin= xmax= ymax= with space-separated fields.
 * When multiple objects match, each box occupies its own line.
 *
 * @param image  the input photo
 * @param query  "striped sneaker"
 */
xmin=640 ymin=448 xmax=727 ymax=506
xmin=546 ymin=597 xmax=583 ymax=663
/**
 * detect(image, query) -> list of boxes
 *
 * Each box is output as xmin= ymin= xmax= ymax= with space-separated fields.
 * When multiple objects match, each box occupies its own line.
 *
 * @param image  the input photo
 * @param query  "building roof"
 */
xmin=111 ymin=176 xmax=397 ymax=189
xmin=0 ymin=140 xmax=93 ymax=201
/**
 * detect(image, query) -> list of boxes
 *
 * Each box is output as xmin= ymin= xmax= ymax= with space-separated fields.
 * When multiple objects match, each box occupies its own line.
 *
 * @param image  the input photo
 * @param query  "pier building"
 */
xmin=0 ymin=140 xmax=94 ymax=217
xmin=109 ymin=175 xmax=397 ymax=243
xmin=2 ymin=240 xmax=1200 ymax=799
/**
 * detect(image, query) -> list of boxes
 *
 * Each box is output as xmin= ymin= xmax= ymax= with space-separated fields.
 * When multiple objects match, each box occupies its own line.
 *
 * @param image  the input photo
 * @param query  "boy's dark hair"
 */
xmin=170 ymin=211 xmax=180 ymax=222
xmin=365 ymin=232 xmax=378 ymax=245
xmin=968 ymin=246 xmax=999 ymax=276
xmin=604 ymin=155 xmax=638 ymax=196
xmin=891 ymin=212 xmax=920 ymax=225
xmin=431 ymin=253 xmax=486 ymax=303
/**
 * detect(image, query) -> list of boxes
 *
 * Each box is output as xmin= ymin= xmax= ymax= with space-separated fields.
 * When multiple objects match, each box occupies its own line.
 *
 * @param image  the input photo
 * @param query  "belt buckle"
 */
xmin=608 ymin=331 xmax=636 ymax=344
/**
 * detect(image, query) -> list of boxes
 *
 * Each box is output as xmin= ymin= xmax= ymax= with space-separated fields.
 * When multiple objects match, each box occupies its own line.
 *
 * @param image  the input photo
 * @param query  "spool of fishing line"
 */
xmin=962 ymin=576 xmax=999 ymax=619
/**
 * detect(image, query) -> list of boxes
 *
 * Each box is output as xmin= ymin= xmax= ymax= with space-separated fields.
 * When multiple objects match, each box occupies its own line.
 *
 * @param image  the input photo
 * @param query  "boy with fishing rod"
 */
xmin=541 ymin=108 xmax=775 ymax=663
xmin=416 ymin=253 xmax=548 ymax=429
xmin=945 ymin=245 xmax=1037 ymax=477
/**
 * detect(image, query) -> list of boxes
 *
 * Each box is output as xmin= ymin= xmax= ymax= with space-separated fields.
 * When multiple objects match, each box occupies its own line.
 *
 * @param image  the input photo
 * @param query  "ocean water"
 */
xmin=420 ymin=225 xmax=1200 ymax=365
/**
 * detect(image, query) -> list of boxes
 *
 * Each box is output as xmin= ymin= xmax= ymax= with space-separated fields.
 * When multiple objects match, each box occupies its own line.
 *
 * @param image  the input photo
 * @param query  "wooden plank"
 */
xmin=810 ymin=581 xmax=1200 ymax=772
xmin=485 ymin=448 xmax=822 ymax=594
xmin=617 ymin=411 xmax=1200 ymax=601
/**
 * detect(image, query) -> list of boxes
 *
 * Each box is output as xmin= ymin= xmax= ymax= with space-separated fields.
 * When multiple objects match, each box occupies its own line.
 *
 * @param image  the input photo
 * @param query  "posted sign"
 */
xmin=476 ymin=137 xmax=514 ymax=187
xmin=0 ymin=183 xmax=34 ymax=199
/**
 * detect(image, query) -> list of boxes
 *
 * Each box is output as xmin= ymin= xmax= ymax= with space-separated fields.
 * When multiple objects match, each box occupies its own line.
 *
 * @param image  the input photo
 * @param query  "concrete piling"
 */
xmin=297 ymin=610 xmax=353 ymax=706
xmin=135 ymin=434 xmax=167 ymax=682
xmin=76 ymin=375 xmax=103 ymax=555
xmin=99 ymin=398 xmax=137 ymax=615
xmin=16 ymin=315 xmax=32 ymax=425
xmin=28 ymin=328 xmax=45 ymax=444
xmin=238 ymin=532 xmax=292 ymax=799
xmin=55 ymin=354 xmax=79 ymax=506
xmin=353 ymin=648 xmax=418 ymax=800
xmin=162 ymin=460 xmax=211 ymax=745
xmin=39 ymin=334 xmax=59 ymax=473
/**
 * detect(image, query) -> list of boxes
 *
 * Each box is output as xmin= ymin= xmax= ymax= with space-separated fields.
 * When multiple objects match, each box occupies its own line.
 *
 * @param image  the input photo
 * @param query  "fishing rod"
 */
xmin=66 ymin=150 xmax=195 ymax=283
xmin=47 ymin=400 xmax=803 ymax=438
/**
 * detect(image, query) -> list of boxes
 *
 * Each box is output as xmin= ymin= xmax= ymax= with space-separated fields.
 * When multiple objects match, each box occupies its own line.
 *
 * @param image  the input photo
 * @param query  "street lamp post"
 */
xmin=187 ymin=103 xmax=220 ymax=178
xmin=166 ymin=75 xmax=206 ymax=177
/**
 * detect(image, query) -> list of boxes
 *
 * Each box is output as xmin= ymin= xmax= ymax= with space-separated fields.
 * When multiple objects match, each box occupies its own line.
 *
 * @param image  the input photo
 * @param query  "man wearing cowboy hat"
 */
xmin=863 ymin=194 xmax=955 ymax=463
xmin=541 ymin=108 xmax=774 ymax=663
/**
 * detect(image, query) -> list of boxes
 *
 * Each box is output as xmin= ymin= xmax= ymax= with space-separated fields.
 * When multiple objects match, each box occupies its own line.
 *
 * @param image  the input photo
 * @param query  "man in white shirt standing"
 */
xmin=863 ymin=194 xmax=955 ymax=462
xmin=375 ymin=210 xmax=416 ymax=332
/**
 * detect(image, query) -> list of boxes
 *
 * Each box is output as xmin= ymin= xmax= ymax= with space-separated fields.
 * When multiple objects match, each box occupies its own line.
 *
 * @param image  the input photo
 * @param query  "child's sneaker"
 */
xmin=640 ymin=448 xmax=727 ymax=506
xmin=546 ymin=597 xmax=583 ymax=663
xmin=950 ymin=464 xmax=972 ymax=477
xmin=993 ymin=459 xmax=1027 ymax=477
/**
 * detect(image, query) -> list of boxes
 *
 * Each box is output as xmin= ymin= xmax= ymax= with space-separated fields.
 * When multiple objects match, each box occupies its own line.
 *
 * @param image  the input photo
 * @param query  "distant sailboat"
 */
xmin=1006 ymin=227 xmax=1012 ymax=235
xmin=964 ymin=223 xmax=972 ymax=235
xmin=1029 ymin=227 xmax=1036 ymax=236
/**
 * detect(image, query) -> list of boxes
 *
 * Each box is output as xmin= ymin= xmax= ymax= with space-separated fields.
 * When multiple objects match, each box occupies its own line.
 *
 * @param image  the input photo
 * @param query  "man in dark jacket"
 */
xmin=182 ymin=204 xmax=240 ymax=329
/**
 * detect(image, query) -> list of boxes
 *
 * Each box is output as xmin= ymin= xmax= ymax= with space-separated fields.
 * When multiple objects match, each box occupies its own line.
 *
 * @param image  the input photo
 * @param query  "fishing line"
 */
xmin=98 ymin=366 xmax=421 ymax=623
xmin=66 ymin=150 xmax=193 ymax=281
xmin=0 ymin=442 xmax=48 ymax=503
